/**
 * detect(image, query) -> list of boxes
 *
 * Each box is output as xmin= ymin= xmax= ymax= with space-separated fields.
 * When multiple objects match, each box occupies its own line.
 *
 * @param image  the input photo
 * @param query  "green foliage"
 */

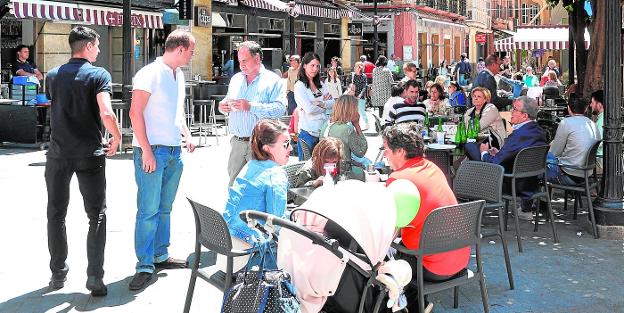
xmin=546 ymin=0 xmax=578 ymax=12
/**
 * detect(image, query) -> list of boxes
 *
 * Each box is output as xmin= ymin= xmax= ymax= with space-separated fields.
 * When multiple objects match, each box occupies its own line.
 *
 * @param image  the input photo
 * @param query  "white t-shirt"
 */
xmin=132 ymin=57 xmax=186 ymax=147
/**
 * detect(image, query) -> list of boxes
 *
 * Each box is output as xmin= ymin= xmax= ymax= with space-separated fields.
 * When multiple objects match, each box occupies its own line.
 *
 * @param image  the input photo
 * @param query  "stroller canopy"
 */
xmin=278 ymin=181 xmax=397 ymax=313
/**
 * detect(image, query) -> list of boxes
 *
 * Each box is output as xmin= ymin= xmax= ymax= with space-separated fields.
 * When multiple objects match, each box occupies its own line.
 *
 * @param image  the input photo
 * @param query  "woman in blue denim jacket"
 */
xmin=221 ymin=119 xmax=292 ymax=271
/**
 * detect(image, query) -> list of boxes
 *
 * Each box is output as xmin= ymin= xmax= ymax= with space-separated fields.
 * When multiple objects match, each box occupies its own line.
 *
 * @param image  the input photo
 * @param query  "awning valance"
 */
xmin=494 ymin=25 xmax=590 ymax=52
xmin=10 ymin=0 xmax=163 ymax=29
xmin=240 ymin=0 xmax=351 ymax=20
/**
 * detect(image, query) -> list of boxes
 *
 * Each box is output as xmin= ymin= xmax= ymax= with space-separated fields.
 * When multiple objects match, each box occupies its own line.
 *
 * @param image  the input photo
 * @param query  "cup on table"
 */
xmin=436 ymin=131 xmax=446 ymax=144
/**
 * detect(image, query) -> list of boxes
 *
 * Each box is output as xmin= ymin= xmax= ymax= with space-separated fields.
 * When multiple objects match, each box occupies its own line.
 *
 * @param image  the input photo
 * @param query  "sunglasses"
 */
xmin=273 ymin=140 xmax=291 ymax=150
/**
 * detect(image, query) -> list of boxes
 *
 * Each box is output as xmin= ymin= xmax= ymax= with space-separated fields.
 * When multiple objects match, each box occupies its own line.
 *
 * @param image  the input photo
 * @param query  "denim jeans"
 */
xmin=357 ymin=98 xmax=369 ymax=125
xmin=45 ymin=155 xmax=107 ymax=279
xmin=458 ymin=73 xmax=468 ymax=87
xmin=297 ymin=129 xmax=319 ymax=161
xmin=546 ymin=153 xmax=578 ymax=186
xmin=133 ymin=146 xmax=184 ymax=273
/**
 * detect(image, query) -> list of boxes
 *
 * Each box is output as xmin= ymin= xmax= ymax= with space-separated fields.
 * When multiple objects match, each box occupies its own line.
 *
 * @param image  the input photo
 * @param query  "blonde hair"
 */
xmin=354 ymin=61 xmax=364 ymax=72
xmin=434 ymin=75 xmax=447 ymax=87
xmin=331 ymin=95 xmax=358 ymax=123
xmin=547 ymin=70 xmax=557 ymax=81
xmin=471 ymin=87 xmax=491 ymax=103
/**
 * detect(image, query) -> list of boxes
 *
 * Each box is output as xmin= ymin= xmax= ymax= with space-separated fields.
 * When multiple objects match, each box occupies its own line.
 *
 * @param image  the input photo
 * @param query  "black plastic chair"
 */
xmin=393 ymin=200 xmax=490 ymax=313
xmin=300 ymin=138 xmax=312 ymax=161
xmin=454 ymin=161 xmax=514 ymax=290
xmin=424 ymin=149 xmax=453 ymax=187
xmin=547 ymin=140 xmax=601 ymax=239
xmin=502 ymin=145 xmax=559 ymax=253
xmin=183 ymin=198 xmax=255 ymax=313
xmin=282 ymin=161 xmax=306 ymax=202
xmin=542 ymin=86 xmax=561 ymax=100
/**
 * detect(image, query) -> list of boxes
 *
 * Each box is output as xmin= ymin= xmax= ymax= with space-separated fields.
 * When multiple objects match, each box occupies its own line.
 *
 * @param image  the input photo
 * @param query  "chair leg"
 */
xmin=563 ymin=190 xmax=569 ymax=211
xmin=545 ymin=189 xmax=559 ymax=243
xmin=453 ymin=286 xmax=459 ymax=308
xmin=573 ymin=192 xmax=580 ymax=220
xmin=586 ymin=185 xmax=599 ymax=239
xmin=183 ymin=270 xmax=199 ymax=313
xmin=533 ymin=199 xmax=540 ymax=233
xmin=504 ymin=199 xmax=509 ymax=231
xmin=497 ymin=206 xmax=515 ymax=289
xmin=512 ymin=197 xmax=523 ymax=253
xmin=479 ymin=275 xmax=490 ymax=313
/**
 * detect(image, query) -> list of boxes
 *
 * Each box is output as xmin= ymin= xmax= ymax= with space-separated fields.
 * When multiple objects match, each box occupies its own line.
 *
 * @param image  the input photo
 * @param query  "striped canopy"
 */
xmin=495 ymin=25 xmax=590 ymax=52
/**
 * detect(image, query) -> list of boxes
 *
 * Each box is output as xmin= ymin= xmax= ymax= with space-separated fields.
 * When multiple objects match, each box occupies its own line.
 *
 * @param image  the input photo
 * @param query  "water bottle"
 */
xmin=323 ymin=168 xmax=334 ymax=187
xmin=365 ymin=164 xmax=380 ymax=183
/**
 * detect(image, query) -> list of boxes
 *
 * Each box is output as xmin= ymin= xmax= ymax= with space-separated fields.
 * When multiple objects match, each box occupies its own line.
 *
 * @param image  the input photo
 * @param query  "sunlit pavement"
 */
xmin=1 ymin=112 xmax=623 ymax=313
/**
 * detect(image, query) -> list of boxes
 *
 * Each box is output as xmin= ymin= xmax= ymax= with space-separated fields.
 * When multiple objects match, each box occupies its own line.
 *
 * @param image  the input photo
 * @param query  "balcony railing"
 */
xmin=352 ymin=0 xmax=467 ymax=17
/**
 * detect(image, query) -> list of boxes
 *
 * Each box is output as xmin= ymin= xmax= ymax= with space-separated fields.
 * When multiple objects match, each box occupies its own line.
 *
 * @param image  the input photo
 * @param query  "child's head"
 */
xmin=327 ymin=66 xmax=338 ymax=81
xmin=312 ymin=137 xmax=343 ymax=176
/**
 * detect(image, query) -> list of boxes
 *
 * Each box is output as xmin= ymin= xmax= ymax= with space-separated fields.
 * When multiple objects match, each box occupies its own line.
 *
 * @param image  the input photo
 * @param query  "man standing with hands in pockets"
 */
xmin=128 ymin=29 xmax=196 ymax=290
xmin=45 ymin=26 xmax=121 ymax=297
xmin=219 ymin=41 xmax=286 ymax=186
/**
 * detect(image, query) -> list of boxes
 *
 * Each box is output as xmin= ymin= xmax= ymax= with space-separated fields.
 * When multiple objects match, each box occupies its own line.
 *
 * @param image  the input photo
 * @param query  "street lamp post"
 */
xmin=373 ymin=0 xmax=379 ymax=61
xmin=594 ymin=1 xmax=624 ymax=239
xmin=122 ymin=0 xmax=132 ymax=102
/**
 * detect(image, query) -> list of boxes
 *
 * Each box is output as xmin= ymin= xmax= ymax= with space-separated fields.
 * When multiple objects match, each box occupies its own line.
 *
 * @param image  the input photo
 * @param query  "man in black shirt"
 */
xmin=44 ymin=26 xmax=121 ymax=297
xmin=14 ymin=44 xmax=43 ymax=81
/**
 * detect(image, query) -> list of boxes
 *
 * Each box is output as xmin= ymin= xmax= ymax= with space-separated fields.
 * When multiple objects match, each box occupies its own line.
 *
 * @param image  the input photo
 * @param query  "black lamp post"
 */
xmin=594 ymin=1 xmax=624 ymax=238
xmin=122 ymin=0 xmax=132 ymax=102
xmin=373 ymin=0 xmax=379 ymax=61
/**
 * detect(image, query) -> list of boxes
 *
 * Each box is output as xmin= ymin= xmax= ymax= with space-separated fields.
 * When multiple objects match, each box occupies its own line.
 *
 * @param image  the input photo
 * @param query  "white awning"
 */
xmin=495 ymin=25 xmax=590 ymax=51
xmin=10 ymin=0 xmax=163 ymax=29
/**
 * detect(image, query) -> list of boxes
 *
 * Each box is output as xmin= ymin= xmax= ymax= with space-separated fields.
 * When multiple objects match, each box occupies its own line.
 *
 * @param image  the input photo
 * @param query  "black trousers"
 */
xmin=45 ymin=156 xmax=107 ymax=279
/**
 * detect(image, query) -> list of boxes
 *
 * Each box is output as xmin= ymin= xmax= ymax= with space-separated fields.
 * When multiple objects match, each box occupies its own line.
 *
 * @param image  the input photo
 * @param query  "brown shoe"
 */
xmin=154 ymin=257 xmax=188 ymax=269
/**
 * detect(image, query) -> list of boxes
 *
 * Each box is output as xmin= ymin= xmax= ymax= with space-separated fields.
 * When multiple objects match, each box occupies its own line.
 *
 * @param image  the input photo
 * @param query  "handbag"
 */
xmin=221 ymin=240 xmax=301 ymax=313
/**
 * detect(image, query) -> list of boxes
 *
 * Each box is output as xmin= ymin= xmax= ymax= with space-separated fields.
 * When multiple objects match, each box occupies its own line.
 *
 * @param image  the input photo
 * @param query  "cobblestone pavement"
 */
xmin=0 ymin=129 xmax=623 ymax=313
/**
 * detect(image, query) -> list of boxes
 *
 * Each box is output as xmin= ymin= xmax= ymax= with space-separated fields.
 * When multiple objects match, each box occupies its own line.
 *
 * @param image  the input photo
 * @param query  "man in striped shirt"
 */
xmin=218 ymin=41 xmax=287 ymax=186
xmin=385 ymin=80 xmax=426 ymax=127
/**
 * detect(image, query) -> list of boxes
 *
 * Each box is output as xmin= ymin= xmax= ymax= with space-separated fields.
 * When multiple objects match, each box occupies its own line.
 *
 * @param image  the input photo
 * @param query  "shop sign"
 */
xmin=179 ymin=0 xmax=193 ymax=20
xmin=475 ymin=33 xmax=487 ymax=44
xmin=194 ymin=6 xmax=211 ymax=27
xmin=348 ymin=22 xmax=363 ymax=37
xmin=104 ymin=12 xmax=148 ymax=27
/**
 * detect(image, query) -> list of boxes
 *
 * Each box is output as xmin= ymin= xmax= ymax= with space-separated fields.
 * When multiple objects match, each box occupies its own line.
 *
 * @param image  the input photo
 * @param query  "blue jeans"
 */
xmin=458 ymin=73 xmax=468 ymax=87
xmin=546 ymin=153 xmax=578 ymax=186
xmin=297 ymin=129 xmax=319 ymax=161
xmin=358 ymin=99 xmax=369 ymax=125
xmin=133 ymin=146 xmax=184 ymax=273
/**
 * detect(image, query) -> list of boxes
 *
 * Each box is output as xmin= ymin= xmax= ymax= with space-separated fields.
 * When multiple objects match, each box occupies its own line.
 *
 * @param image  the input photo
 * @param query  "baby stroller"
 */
xmin=240 ymin=181 xmax=402 ymax=313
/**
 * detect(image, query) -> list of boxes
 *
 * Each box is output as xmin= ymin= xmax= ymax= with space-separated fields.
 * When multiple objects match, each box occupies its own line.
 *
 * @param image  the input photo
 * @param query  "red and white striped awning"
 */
xmin=241 ymin=0 xmax=349 ymax=19
xmin=495 ymin=25 xmax=590 ymax=52
xmin=494 ymin=36 xmax=515 ymax=52
xmin=10 ymin=0 xmax=163 ymax=29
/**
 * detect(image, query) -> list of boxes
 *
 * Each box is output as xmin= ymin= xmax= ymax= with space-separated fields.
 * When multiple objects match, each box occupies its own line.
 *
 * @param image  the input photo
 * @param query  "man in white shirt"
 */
xmin=128 ymin=29 xmax=196 ymax=291
xmin=218 ymin=41 xmax=286 ymax=185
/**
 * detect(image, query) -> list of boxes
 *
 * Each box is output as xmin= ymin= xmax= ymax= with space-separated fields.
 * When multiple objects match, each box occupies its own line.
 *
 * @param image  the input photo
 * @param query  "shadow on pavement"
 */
xmin=0 ymin=273 xmax=168 ymax=312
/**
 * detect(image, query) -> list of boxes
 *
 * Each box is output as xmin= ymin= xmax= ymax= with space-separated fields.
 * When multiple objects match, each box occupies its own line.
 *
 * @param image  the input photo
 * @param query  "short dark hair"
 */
xmin=15 ymin=44 xmax=29 ymax=53
xmin=69 ymin=26 xmax=100 ymax=54
xmin=250 ymin=119 xmax=289 ymax=161
xmin=591 ymin=90 xmax=604 ymax=104
xmin=298 ymin=51 xmax=322 ymax=90
xmin=391 ymin=83 xmax=405 ymax=97
xmin=238 ymin=41 xmax=263 ymax=60
xmin=382 ymin=123 xmax=425 ymax=159
xmin=449 ymin=81 xmax=460 ymax=91
xmin=403 ymin=79 xmax=421 ymax=90
xmin=485 ymin=54 xmax=499 ymax=66
xmin=568 ymin=95 xmax=589 ymax=115
xmin=376 ymin=55 xmax=388 ymax=67
xmin=164 ymin=29 xmax=194 ymax=52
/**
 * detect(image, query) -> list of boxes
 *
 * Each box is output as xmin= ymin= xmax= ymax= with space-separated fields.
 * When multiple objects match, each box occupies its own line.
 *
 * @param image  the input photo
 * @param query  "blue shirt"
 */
xmin=223 ymin=159 xmax=288 ymax=244
xmin=223 ymin=59 xmax=234 ymax=76
xmin=224 ymin=66 xmax=286 ymax=137
xmin=449 ymin=91 xmax=466 ymax=107
xmin=14 ymin=59 xmax=37 ymax=75
xmin=500 ymin=76 xmax=525 ymax=98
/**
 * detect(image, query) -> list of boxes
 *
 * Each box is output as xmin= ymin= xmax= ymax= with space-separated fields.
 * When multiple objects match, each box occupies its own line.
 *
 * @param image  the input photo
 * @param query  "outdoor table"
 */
xmin=0 ymin=99 xmax=20 ymax=105
xmin=288 ymin=186 xmax=315 ymax=206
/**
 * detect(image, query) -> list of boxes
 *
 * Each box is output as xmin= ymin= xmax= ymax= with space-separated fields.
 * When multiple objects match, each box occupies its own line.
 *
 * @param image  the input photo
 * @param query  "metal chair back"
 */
xmin=282 ymin=161 xmax=306 ymax=189
xmin=424 ymin=149 xmax=453 ymax=185
xmin=510 ymin=145 xmax=549 ymax=179
xmin=300 ymin=139 xmax=312 ymax=161
xmin=454 ymin=161 xmax=504 ymax=204
xmin=187 ymin=198 xmax=233 ymax=255
xmin=418 ymin=200 xmax=485 ymax=256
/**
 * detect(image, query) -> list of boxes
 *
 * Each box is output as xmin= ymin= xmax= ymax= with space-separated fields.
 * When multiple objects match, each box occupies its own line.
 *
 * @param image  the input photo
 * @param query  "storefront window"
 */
xmin=1 ymin=19 xmax=23 ymax=82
